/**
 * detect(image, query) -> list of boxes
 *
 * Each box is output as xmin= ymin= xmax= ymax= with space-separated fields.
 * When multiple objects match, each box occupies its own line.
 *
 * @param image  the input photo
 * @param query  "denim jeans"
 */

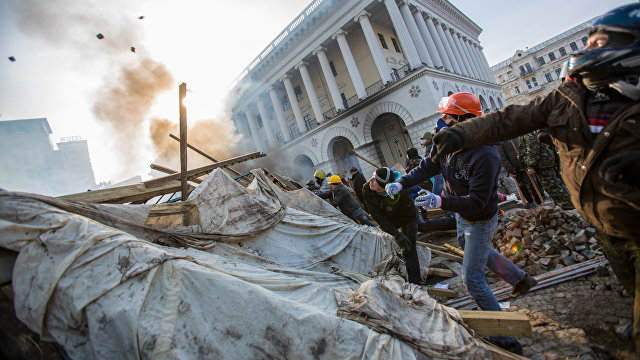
xmin=455 ymin=213 xmax=525 ymax=345
xmin=350 ymin=208 xmax=375 ymax=227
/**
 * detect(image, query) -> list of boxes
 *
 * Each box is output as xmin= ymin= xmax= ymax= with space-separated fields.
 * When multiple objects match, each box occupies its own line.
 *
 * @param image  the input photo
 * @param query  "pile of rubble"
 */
xmin=493 ymin=205 xmax=603 ymax=276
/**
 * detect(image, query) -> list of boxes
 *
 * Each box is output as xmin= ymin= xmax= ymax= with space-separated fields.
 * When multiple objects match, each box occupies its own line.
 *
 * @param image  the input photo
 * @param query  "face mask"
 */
xmin=437 ymin=118 xmax=448 ymax=130
xmin=420 ymin=139 xmax=427 ymax=146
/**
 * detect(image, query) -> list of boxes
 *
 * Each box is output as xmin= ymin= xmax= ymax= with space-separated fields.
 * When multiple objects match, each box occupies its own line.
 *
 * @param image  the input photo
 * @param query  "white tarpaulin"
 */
xmin=0 ymin=169 xmax=504 ymax=359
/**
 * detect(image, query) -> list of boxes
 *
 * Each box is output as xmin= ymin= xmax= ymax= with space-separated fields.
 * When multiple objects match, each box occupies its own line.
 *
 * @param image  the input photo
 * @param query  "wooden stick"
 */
xmin=430 ymin=249 xmax=463 ymax=262
xmin=169 ymin=133 xmax=241 ymax=176
xmin=179 ymin=83 xmax=189 ymax=201
xmin=150 ymin=164 xmax=202 ymax=184
xmin=349 ymin=150 xmax=381 ymax=169
xmin=143 ymin=152 xmax=265 ymax=188
xmin=510 ymin=139 xmax=544 ymax=203
xmin=427 ymin=267 xmax=454 ymax=278
xmin=59 ymin=181 xmax=193 ymax=204
xmin=457 ymin=310 xmax=532 ymax=337
xmin=444 ymin=243 xmax=465 ymax=257
xmin=426 ymin=287 xmax=458 ymax=298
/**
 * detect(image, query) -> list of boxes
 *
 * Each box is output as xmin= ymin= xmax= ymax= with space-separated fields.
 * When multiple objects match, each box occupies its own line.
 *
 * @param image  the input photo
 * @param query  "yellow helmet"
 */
xmin=328 ymin=175 xmax=342 ymax=184
xmin=313 ymin=170 xmax=326 ymax=179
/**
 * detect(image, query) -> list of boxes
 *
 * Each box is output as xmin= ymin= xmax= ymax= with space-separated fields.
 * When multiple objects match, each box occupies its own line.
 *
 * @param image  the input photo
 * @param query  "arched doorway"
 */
xmin=478 ymin=95 xmax=489 ymax=114
xmin=329 ymin=137 xmax=358 ymax=174
xmin=293 ymin=155 xmax=315 ymax=183
xmin=371 ymin=113 xmax=412 ymax=168
xmin=489 ymin=97 xmax=497 ymax=112
xmin=497 ymin=97 xmax=504 ymax=109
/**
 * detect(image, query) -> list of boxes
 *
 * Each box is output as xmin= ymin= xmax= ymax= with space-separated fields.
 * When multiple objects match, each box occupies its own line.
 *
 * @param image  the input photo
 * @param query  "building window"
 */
xmin=515 ymin=86 xmax=520 ymax=94
xmin=275 ymin=131 xmax=284 ymax=144
xmin=304 ymin=114 xmax=314 ymax=131
xmin=294 ymin=85 xmax=304 ymax=101
xmin=548 ymin=52 xmax=556 ymax=61
xmin=507 ymin=70 xmax=514 ymax=79
xmin=289 ymin=123 xmax=300 ymax=139
xmin=581 ymin=36 xmax=588 ymax=46
xmin=555 ymin=68 xmax=562 ymax=78
xmin=377 ymin=33 xmax=388 ymax=49
xmin=340 ymin=93 xmax=349 ymax=109
xmin=519 ymin=65 xmax=525 ymax=75
xmin=526 ymin=79 xmax=532 ymax=89
xmin=499 ymin=75 xmax=504 ymax=83
xmin=391 ymin=68 xmax=400 ymax=81
xmin=570 ymin=42 xmax=578 ymax=51
xmin=532 ymin=77 xmax=539 ymax=87
xmin=525 ymin=63 xmax=533 ymax=73
xmin=538 ymin=57 xmax=545 ymax=65
xmin=391 ymin=38 xmax=401 ymax=53
xmin=282 ymin=96 xmax=289 ymax=111
xmin=545 ymin=73 xmax=553 ymax=82
xmin=329 ymin=61 xmax=337 ymax=77
xmin=559 ymin=47 xmax=567 ymax=56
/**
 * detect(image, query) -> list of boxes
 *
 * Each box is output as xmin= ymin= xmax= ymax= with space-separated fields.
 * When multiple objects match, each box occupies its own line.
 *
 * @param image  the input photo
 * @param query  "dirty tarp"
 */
xmin=0 ymin=169 xmax=494 ymax=359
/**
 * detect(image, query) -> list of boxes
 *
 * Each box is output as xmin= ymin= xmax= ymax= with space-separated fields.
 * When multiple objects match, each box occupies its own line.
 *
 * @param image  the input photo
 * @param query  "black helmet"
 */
xmin=406 ymin=146 xmax=419 ymax=158
xmin=567 ymin=3 xmax=640 ymax=78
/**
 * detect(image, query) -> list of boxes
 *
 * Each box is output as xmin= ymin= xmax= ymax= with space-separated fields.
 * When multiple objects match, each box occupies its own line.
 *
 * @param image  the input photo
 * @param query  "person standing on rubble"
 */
xmin=519 ymin=131 xmax=574 ymax=210
xmin=322 ymin=175 xmax=375 ymax=227
xmin=428 ymin=4 xmax=640 ymax=351
xmin=385 ymin=92 xmax=537 ymax=354
xmin=362 ymin=167 xmax=421 ymax=285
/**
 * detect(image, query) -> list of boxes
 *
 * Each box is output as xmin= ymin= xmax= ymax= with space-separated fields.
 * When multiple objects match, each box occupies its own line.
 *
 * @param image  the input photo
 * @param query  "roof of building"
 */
xmin=0 ymin=118 xmax=52 ymax=135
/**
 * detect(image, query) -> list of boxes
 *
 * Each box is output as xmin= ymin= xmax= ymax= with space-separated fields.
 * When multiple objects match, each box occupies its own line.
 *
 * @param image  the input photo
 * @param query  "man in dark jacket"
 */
xmin=349 ymin=167 xmax=368 ymax=211
xmin=405 ymin=147 xmax=432 ymax=191
xmin=430 ymin=4 xmax=640 ymax=350
xmin=362 ymin=167 xmax=421 ymax=284
xmin=495 ymin=138 xmax=542 ymax=206
xmin=322 ymin=175 xmax=374 ymax=226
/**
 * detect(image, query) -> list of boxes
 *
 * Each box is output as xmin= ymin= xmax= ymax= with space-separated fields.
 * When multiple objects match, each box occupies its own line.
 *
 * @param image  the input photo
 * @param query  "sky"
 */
xmin=0 ymin=0 xmax=633 ymax=187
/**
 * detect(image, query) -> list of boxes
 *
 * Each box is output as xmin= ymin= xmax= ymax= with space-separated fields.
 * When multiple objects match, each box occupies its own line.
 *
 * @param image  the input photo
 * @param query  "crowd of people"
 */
xmin=303 ymin=3 xmax=640 ymax=355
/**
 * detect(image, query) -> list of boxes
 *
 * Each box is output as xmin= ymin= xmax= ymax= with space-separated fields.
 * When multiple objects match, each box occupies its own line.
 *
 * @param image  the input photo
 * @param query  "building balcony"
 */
xmin=527 ymin=85 xmax=543 ymax=94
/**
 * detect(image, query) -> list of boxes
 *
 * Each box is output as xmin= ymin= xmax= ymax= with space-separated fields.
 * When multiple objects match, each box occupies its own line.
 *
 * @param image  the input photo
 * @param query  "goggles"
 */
xmin=438 ymin=96 xmax=472 ymax=114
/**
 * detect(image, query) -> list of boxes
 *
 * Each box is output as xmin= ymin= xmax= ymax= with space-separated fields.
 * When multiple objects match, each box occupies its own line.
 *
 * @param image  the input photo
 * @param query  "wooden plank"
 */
xmin=150 ymin=164 xmax=202 ymax=184
xmin=416 ymin=241 xmax=448 ymax=252
xmin=444 ymin=243 xmax=465 ymax=257
xmin=426 ymin=287 xmax=458 ymax=298
xmin=458 ymin=310 xmax=532 ymax=337
xmin=144 ymin=203 xmax=200 ymax=228
xmin=143 ymin=152 xmax=265 ymax=188
xmin=59 ymin=181 xmax=193 ymax=204
xmin=427 ymin=267 xmax=454 ymax=278
xmin=430 ymin=248 xmax=463 ymax=262
xmin=169 ymin=133 xmax=242 ymax=176
xmin=179 ymin=82 xmax=189 ymax=201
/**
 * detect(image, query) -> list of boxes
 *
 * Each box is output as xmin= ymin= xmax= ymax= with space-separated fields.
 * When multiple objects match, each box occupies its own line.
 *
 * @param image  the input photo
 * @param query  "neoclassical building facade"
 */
xmin=229 ymin=0 xmax=505 ymax=182
xmin=491 ymin=19 xmax=593 ymax=106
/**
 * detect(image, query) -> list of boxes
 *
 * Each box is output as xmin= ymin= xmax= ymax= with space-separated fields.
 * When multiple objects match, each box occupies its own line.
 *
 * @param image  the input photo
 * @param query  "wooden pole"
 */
xmin=349 ymin=150 xmax=381 ymax=169
xmin=179 ymin=83 xmax=188 ymax=201
xmin=150 ymin=164 xmax=202 ymax=184
xmin=510 ymin=139 xmax=543 ymax=204
xmin=511 ymin=176 xmax=529 ymax=206
xmin=169 ymin=133 xmax=241 ymax=176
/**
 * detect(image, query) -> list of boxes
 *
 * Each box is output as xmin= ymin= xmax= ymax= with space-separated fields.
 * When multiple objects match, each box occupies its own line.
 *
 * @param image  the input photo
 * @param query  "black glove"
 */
xmin=394 ymin=233 xmax=412 ymax=252
xmin=431 ymin=127 xmax=465 ymax=164
xmin=598 ymin=151 xmax=640 ymax=187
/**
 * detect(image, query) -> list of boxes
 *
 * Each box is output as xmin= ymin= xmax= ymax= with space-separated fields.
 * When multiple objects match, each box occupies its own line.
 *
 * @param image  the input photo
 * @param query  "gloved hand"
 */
xmin=415 ymin=190 xmax=442 ymax=210
xmin=598 ymin=151 xmax=640 ymax=187
xmin=394 ymin=233 xmax=412 ymax=252
xmin=431 ymin=127 xmax=465 ymax=164
xmin=385 ymin=182 xmax=402 ymax=199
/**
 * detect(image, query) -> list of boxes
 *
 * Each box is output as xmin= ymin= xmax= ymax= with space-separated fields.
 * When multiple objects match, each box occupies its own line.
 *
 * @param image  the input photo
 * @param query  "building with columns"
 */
xmin=229 ymin=0 xmax=505 ymax=182
xmin=491 ymin=19 xmax=593 ymax=106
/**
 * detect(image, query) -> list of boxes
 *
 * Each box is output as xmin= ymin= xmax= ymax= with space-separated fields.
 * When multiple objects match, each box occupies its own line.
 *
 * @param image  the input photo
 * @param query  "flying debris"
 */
xmin=138 ymin=16 xmax=144 ymax=20
xmin=8 ymin=56 xmax=16 ymax=62
xmin=130 ymin=47 xmax=136 ymax=53
xmin=96 ymin=33 xmax=104 ymax=40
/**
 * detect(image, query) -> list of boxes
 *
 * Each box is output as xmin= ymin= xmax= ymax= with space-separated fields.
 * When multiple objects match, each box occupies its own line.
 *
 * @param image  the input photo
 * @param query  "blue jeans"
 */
xmin=455 ymin=213 xmax=525 ymax=345
xmin=351 ymin=208 xmax=375 ymax=227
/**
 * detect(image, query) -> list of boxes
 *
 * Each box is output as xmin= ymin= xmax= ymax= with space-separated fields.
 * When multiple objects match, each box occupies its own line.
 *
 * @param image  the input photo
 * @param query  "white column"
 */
xmin=333 ymin=29 xmax=367 ymax=99
xmin=449 ymin=27 xmax=473 ymax=77
xmin=472 ymin=42 xmax=492 ymax=82
xmin=268 ymin=87 xmax=291 ymax=142
xmin=380 ymin=0 xmax=421 ymax=69
xmin=355 ymin=11 xmax=393 ymax=84
xmin=443 ymin=24 xmax=468 ymax=76
xmin=477 ymin=45 xmax=496 ymax=83
xmin=314 ymin=46 xmax=344 ymax=111
xmin=424 ymin=12 xmax=452 ymax=72
xmin=398 ymin=1 xmax=433 ymax=67
xmin=244 ymin=109 xmax=264 ymax=153
xmin=282 ymin=74 xmax=307 ymax=134
xmin=296 ymin=61 xmax=325 ymax=123
xmin=433 ymin=18 xmax=462 ymax=74
xmin=461 ymin=36 xmax=482 ymax=80
xmin=256 ymin=98 xmax=276 ymax=146
xmin=468 ymin=41 xmax=488 ymax=81
xmin=412 ymin=8 xmax=442 ymax=69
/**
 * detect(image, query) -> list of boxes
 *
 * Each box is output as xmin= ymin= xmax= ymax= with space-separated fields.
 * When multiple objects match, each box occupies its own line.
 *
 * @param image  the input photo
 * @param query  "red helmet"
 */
xmin=436 ymin=92 xmax=482 ymax=117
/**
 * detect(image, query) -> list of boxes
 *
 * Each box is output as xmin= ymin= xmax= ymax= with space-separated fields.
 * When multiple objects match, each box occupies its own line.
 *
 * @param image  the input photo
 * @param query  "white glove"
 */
xmin=415 ymin=190 xmax=442 ymax=210
xmin=385 ymin=182 xmax=402 ymax=199
xmin=506 ymin=193 xmax=518 ymax=201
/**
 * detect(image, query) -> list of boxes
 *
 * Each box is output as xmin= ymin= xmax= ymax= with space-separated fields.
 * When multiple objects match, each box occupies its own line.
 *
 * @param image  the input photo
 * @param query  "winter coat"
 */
xmin=327 ymin=183 xmax=362 ymax=218
xmin=519 ymin=132 xmax=555 ymax=170
xmin=451 ymin=79 xmax=640 ymax=238
xmin=351 ymin=171 xmax=367 ymax=206
xmin=495 ymin=139 xmax=523 ymax=175
xmin=362 ymin=184 xmax=416 ymax=237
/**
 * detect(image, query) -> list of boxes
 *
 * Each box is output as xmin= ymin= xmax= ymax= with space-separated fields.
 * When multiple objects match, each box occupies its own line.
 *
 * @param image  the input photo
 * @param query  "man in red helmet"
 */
xmin=430 ymin=3 xmax=640 ymax=350
xmin=386 ymin=92 xmax=535 ymax=354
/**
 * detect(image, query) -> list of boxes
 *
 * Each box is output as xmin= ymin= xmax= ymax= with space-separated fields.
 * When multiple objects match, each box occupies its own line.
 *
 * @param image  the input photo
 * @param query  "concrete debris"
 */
xmin=493 ymin=205 xmax=601 ymax=276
